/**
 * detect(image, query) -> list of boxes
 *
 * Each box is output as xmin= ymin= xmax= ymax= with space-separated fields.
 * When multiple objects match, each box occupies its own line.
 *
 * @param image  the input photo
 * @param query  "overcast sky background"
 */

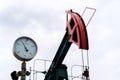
xmin=0 ymin=0 xmax=120 ymax=80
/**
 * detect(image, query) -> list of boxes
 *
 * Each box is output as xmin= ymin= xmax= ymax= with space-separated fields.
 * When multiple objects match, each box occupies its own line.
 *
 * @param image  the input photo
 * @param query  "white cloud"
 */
xmin=0 ymin=0 xmax=16 ymax=11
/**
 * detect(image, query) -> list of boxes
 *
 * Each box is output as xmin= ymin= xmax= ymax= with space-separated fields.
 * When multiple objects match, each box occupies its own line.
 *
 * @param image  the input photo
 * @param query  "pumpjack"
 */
xmin=44 ymin=9 xmax=90 ymax=80
xmin=11 ymin=8 xmax=96 ymax=80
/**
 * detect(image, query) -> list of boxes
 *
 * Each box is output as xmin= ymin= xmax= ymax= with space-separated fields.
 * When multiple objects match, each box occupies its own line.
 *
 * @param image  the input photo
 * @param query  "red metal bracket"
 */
xmin=66 ymin=10 xmax=89 ymax=50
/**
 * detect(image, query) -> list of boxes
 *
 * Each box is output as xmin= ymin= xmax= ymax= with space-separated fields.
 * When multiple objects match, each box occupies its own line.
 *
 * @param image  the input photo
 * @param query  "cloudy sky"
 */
xmin=0 ymin=0 xmax=120 ymax=80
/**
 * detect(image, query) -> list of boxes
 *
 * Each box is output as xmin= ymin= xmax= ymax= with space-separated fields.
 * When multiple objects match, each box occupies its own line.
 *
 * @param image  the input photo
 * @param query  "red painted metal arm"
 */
xmin=66 ymin=10 xmax=89 ymax=50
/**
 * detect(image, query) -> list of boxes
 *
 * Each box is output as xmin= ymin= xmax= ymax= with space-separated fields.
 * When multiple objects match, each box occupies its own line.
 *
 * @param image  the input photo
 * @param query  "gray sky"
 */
xmin=0 ymin=0 xmax=120 ymax=80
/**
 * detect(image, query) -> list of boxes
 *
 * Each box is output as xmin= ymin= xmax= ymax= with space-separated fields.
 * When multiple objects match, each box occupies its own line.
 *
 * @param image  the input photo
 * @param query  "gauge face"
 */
xmin=13 ymin=36 xmax=37 ymax=61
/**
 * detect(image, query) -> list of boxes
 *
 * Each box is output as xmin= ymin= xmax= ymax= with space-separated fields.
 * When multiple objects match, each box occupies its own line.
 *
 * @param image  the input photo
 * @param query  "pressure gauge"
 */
xmin=13 ymin=36 xmax=37 ymax=61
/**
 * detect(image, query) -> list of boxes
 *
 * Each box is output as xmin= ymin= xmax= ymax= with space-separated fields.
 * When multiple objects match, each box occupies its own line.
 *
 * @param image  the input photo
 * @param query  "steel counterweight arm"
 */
xmin=52 ymin=31 xmax=72 ymax=66
xmin=44 ymin=30 xmax=72 ymax=80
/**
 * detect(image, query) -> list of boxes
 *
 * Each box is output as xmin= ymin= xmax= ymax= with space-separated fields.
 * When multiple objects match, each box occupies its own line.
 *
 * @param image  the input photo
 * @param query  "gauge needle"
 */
xmin=21 ymin=40 xmax=28 ymax=52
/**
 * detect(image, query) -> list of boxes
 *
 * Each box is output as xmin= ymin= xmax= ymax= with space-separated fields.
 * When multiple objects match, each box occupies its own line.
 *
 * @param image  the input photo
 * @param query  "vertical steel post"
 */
xmin=21 ymin=61 xmax=26 ymax=80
